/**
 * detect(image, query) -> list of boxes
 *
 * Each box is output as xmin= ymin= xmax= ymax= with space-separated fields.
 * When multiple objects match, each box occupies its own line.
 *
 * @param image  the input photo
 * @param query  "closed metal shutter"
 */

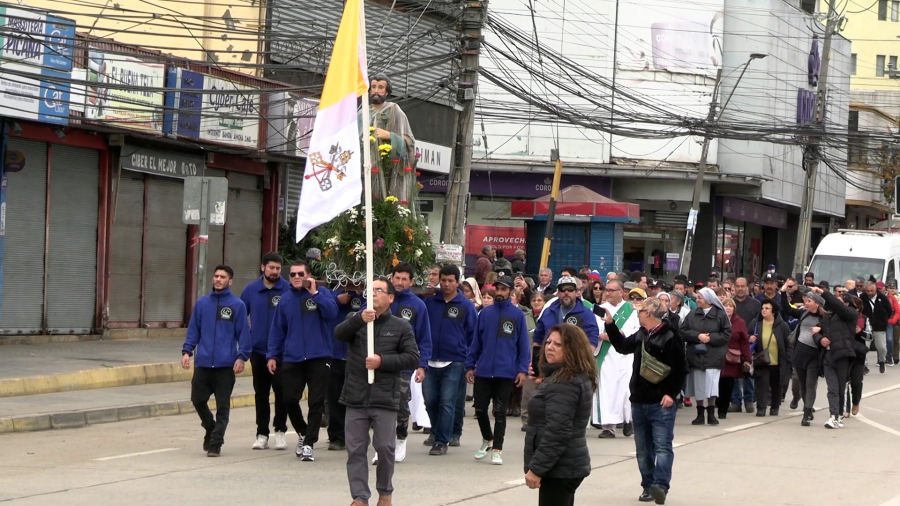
xmin=47 ymin=146 xmax=99 ymax=333
xmin=285 ymin=164 xmax=303 ymax=220
xmin=0 ymin=139 xmax=47 ymax=333
xmin=226 ymin=172 xmax=262 ymax=296
xmin=550 ymin=224 xmax=589 ymax=276
xmin=108 ymin=174 xmax=145 ymax=323
xmin=201 ymin=168 xmax=226 ymax=291
xmin=654 ymin=211 xmax=689 ymax=228
xmin=144 ymin=177 xmax=187 ymax=323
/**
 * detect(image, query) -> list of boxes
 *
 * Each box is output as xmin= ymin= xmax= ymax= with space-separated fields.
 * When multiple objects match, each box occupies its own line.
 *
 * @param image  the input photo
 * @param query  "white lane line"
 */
xmin=856 ymin=414 xmax=900 ymax=438
xmin=93 ymin=448 xmax=180 ymax=461
xmin=505 ymin=478 xmax=526 ymax=485
xmin=723 ymin=422 xmax=763 ymax=432
xmin=627 ymin=442 xmax=682 ymax=456
xmin=878 ymin=492 xmax=900 ymax=506
xmin=862 ymin=382 xmax=900 ymax=399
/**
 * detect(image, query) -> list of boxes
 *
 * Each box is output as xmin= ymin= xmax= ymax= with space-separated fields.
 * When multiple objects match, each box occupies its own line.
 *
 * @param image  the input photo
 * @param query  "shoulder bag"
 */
xmin=752 ymin=328 xmax=773 ymax=368
xmin=640 ymin=341 xmax=672 ymax=384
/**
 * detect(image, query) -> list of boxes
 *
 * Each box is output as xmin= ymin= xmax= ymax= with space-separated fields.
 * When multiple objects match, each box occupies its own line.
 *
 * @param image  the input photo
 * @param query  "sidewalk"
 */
xmin=0 ymin=338 xmax=261 ymax=434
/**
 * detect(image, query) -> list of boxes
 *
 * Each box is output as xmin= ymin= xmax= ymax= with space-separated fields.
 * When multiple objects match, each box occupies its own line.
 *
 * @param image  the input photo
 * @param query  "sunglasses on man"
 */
xmin=289 ymin=271 xmax=307 ymax=278
xmin=629 ymin=295 xmax=645 ymax=301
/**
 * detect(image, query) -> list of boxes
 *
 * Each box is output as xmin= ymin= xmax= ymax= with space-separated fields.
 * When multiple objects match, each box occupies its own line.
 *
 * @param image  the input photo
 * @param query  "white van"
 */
xmin=808 ymin=230 xmax=900 ymax=289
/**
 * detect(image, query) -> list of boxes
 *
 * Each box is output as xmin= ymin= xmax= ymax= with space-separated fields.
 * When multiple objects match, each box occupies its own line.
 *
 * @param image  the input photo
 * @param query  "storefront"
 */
xmin=714 ymin=197 xmax=788 ymax=280
xmin=0 ymin=126 xmax=108 ymax=335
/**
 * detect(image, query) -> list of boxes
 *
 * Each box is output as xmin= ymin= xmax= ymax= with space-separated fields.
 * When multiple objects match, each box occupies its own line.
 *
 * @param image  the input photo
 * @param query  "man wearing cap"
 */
xmin=647 ymin=280 xmax=666 ymax=299
xmin=878 ymin=281 xmax=900 ymax=366
xmin=533 ymin=276 xmax=600 ymax=354
xmin=767 ymin=264 xmax=777 ymax=276
xmin=756 ymin=273 xmax=784 ymax=315
xmin=591 ymin=280 xmax=641 ymax=438
xmin=466 ymin=276 xmax=530 ymax=464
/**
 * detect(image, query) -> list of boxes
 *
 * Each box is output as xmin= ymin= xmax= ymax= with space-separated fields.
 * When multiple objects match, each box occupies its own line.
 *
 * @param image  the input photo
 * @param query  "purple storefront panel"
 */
xmin=418 ymin=171 xmax=612 ymax=198
xmin=716 ymin=197 xmax=788 ymax=229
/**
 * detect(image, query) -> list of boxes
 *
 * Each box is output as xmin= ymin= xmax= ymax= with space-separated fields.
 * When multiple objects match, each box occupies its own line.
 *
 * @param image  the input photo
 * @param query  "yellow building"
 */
xmin=829 ymin=0 xmax=900 ymax=89
xmin=23 ymin=0 xmax=265 ymax=74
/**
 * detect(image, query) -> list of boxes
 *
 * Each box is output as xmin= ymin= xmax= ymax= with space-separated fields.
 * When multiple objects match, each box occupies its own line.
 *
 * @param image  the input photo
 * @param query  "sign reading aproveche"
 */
xmin=165 ymin=68 xmax=260 ymax=149
xmin=121 ymin=144 xmax=204 ymax=179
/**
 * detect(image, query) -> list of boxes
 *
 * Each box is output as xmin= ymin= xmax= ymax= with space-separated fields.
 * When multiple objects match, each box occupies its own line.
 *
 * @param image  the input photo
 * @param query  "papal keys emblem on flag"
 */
xmin=305 ymin=143 xmax=354 ymax=191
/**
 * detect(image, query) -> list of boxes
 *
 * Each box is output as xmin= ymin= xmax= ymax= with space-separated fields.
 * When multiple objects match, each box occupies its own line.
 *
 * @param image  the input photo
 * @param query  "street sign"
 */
xmin=436 ymin=244 xmax=463 ymax=264
xmin=183 ymin=176 xmax=228 ymax=225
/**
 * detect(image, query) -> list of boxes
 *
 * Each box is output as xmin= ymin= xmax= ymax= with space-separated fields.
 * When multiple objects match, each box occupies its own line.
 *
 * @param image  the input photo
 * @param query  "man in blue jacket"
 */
xmin=369 ymin=262 xmax=432 ymax=465
xmin=532 ymin=276 xmax=600 ymax=369
xmin=465 ymin=276 xmax=530 ymax=465
xmin=181 ymin=265 xmax=251 ymax=457
xmin=326 ymin=286 xmax=363 ymax=451
xmin=423 ymin=264 xmax=477 ymax=455
xmin=267 ymin=260 xmax=338 ymax=462
xmin=240 ymin=252 xmax=291 ymax=451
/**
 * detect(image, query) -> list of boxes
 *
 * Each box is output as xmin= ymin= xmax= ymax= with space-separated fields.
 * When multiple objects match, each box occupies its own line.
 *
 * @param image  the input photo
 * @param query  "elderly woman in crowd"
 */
xmin=747 ymin=300 xmax=792 ymax=417
xmin=681 ymin=287 xmax=732 ymax=425
xmin=716 ymin=298 xmax=751 ymax=420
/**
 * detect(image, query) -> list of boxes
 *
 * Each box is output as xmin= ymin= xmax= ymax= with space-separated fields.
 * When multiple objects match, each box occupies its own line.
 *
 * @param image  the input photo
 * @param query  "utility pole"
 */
xmin=539 ymin=152 xmax=563 ymax=269
xmin=792 ymin=0 xmax=840 ymax=276
xmin=442 ymin=1 xmax=486 ymax=248
xmin=679 ymin=67 xmax=721 ymax=278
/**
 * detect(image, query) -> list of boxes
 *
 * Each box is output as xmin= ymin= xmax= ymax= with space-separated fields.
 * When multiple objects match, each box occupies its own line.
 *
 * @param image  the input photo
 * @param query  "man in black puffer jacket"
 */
xmin=335 ymin=277 xmax=420 ymax=506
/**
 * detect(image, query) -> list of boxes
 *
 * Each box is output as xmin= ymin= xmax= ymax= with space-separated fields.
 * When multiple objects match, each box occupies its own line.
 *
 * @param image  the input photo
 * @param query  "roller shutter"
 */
xmin=108 ymin=174 xmax=145 ymax=323
xmin=143 ymin=177 xmax=187 ymax=323
xmin=46 ymin=146 xmax=99 ymax=333
xmin=285 ymin=164 xmax=302 ymax=220
xmin=226 ymin=172 xmax=263 ymax=296
xmin=0 ymin=139 xmax=47 ymax=333
xmin=201 ymin=168 xmax=226 ymax=291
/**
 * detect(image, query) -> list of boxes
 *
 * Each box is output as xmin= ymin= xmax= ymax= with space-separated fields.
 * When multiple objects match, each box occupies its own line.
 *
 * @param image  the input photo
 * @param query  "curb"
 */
xmin=0 ymin=362 xmax=254 ymax=398
xmin=0 ymin=392 xmax=268 ymax=434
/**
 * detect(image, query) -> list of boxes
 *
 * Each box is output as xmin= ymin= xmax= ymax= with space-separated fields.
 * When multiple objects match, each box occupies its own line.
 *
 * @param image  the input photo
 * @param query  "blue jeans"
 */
xmin=422 ymin=362 xmax=465 ymax=445
xmin=632 ymin=402 xmax=676 ymax=492
xmin=887 ymin=325 xmax=894 ymax=362
xmin=453 ymin=371 xmax=467 ymax=438
xmin=731 ymin=377 xmax=755 ymax=405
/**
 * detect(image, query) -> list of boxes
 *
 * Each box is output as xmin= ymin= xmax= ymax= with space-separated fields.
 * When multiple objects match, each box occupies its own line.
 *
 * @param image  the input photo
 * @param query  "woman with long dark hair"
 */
xmin=524 ymin=324 xmax=597 ymax=506
xmin=585 ymin=280 xmax=605 ymax=306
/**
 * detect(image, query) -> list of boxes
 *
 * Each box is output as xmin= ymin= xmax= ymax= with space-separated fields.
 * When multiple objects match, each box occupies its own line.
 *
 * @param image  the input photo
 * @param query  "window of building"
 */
xmin=891 ymin=56 xmax=898 ymax=72
xmin=881 ymin=0 xmax=889 ymax=20
xmin=801 ymin=0 xmax=816 ymax=14
xmin=893 ymin=1 xmax=900 ymax=20
xmin=878 ymin=55 xmax=887 ymax=76
xmin=851 ymin=53 xmax=857 ymax=75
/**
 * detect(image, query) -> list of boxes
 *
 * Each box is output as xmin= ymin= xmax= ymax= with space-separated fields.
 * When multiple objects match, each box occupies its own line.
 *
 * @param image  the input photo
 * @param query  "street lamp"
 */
xmin=679 ymin=53 xmax=768 ymax=278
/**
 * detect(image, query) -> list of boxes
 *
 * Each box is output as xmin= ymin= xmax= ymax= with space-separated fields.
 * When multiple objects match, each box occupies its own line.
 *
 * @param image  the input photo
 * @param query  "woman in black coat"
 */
xmin=524 ymin=323 xmax=597 ymax=506
xmin=747 ymin=300 xmax=793 ymax=417
xmin=817 ymin=288 xmax=859 ymax=429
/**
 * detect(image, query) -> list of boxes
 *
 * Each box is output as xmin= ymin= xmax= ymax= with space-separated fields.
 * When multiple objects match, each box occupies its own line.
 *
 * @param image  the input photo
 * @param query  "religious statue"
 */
xmin=361 ymin=74 xmax=417 ymax=204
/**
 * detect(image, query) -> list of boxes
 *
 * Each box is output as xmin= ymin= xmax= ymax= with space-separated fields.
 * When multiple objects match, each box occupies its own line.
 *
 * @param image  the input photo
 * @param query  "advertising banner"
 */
xmin=464 ymin=225 xmax=526 ymax=267
xmin=85 ymin=49 xmax=165 ymax=132
xmin=265 ymin=91 xmax=317 ymax=156
xmin=165 ymin=67 xmax=260 ymax=149
xmin=0 ymin=63 xmax=69 ymax=125
xmin=0 ymin=7 xmax=75 ymax=72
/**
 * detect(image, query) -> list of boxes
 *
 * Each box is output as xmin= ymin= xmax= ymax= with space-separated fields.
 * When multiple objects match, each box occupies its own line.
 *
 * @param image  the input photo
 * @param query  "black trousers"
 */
xmin=846 ymin=354 xmax=865 ymax=411
xmin=539 ymin=477 xmax=584 ymax=506
xmin=716 ymin=377 xmax=736 ymax=415
xmin=250 ymin=352 xmax=287 ymax=437
xmin=754 ymin=365 xmax=781 ymax=410
xmin=824 ymin=357 xmax=850 ymax=417
xmin=327 ymin=359 xmax=347 ymax=443
xmin=191 ymin=367 xmax=236 ymax=447
xmin=473 ymin=377 xmax=515 ymax=450
xmin=283 ymin=358 xmax=330 ymax=446
xmin=792 ymin=344 xmax=820 ymax=410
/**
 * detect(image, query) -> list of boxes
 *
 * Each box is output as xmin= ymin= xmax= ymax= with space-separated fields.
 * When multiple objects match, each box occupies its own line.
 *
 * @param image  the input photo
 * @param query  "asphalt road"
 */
xmin=3 ymin=366 xmax=900 ymax=506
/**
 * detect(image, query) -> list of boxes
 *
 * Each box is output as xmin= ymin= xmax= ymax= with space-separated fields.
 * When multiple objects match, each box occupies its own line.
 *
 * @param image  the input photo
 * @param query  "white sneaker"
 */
xmin=837 ymin=416 xmax=845 ymax=428
xmin=295 ymin=435 xmax=306 ymax=457
xmin=395 ymin=439 xmax=407 ymax=463
xmin=372 ymin=454 xmax=379 ymax=465
xmin=491 ymin=450 xmax=503 ymax=465
xmin=824 ymin=416 xmax=838 ymax=429
xmin=251 ymin=434 xmax=269 ymax=450
xmin=274 ymin=431 xmax=287 ymax=450
xmin=474 ymin=440 xmax=493 ymax=460
xmin=300 ymin=445 xmax=314 ymax=461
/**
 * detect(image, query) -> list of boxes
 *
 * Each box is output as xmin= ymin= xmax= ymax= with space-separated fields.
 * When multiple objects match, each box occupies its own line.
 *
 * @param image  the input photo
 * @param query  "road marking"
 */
xmin=723 ymin=422 xmax=763 ymax=432
xmin=862 ymin=381 xmax=900 ymax=399
xmin=92 ymin=448 xmax=180 ymax=461
xmin=627 ymin=442 xmax=682 ymax=456
xmin=505 ymin=478 xmax=526 ymax=485
xmin=856 ymin=414 xmax=900 ymax=438
xmin=878 ymin=492 xmax=900 ymax=506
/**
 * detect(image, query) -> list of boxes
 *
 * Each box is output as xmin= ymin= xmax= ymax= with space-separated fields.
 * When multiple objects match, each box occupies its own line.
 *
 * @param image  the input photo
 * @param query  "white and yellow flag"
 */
xmin=295 ymin=0 xmax=369 ymax=242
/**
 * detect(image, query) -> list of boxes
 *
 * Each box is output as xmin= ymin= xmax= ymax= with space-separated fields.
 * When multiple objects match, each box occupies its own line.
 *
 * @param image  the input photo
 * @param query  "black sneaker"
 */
xmin=449 ymin=436 xmax=461 ymax=447
xmin=880 ymin=362 xmax=886 ymax=374
xmin=328 ymin=440 xmax=345 ymax=451
xmin=203 ymin=429 xmax=212 ymax=452
xmin=207 ymin=445 xmax=221 ymax=457
xmin=650 ymin=484 xmax=667 ymax=505
xmin=623 ymin=422 xmax=634 ymax=437
xmin=598 ymin=430 xmax=615 ymax=439
xmin=639 ymin=490 xmax=654 ymax=502
xmin=428 ymin=444 xmax=448 ymax=456
xmin=422 ymin=434 xmax=435 ymax=446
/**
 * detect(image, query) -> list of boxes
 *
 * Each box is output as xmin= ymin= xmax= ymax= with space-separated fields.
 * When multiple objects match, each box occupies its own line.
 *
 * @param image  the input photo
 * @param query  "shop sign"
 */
xmin=121 ymin=143 xmax=204 ymax=179
xmin=419 ymin=171 xmax=611 ymax=198
xmin=464 ymin=225 xmax=526 ymax=259
xmin=85 ymin=49 xmax=165 ymax=132
xmin=717 ymin=197 xmax=788 ymax=229
xmin=796 ymin=88 xmax=816 ymax=125
xmin=265 ymin=92 xmax=317 ymax=156
xmin=415 ymin=141 xmax=451 ymax=174
xmin=0 ymin=7 xmax=75 ymax=72
xmin=165 ymin=68 xmax=260 ymax=149
xmin=0 ymin=63 xmax=70 ymax=125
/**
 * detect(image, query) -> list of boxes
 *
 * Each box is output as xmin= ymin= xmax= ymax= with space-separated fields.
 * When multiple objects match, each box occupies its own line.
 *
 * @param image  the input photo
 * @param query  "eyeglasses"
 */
xmin=289 ymin=272 xmax=307 ymax=278
xmin=629 ymin=295 xmax=645 ymax=301
xmin=373 ymin=288 xmax=389 ymax=294
xmin=559 ymin=287 xmax=576 ymax=293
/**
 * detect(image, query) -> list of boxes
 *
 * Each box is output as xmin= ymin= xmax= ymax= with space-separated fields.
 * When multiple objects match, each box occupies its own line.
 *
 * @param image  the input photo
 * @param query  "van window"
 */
xmin=808 ymin=255 xmax=885 ymax=288
xmin=888 ymin=259 xmax=897 ymax=285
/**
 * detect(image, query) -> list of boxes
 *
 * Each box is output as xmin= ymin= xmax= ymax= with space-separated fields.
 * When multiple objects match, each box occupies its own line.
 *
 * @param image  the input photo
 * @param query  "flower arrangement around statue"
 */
xmin=368 ymin=127 xmax=420 ymax=206
xmin=310 ymin=195 xmax=436 ymax=286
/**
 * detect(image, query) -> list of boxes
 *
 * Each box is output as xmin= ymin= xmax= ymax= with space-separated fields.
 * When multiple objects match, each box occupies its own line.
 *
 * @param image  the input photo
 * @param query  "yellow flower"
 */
xmin=369 ymin=126 xmax=375 ymax=132
xmin=369 ymin=135 xmax=376 ymax=143
xmin=324 ymin=248 xmax=333 ymax=258
xmin=348 ymin=248 xmax=355 ymax=256
xmin=384 ymin=196 xmax=399 ymax=203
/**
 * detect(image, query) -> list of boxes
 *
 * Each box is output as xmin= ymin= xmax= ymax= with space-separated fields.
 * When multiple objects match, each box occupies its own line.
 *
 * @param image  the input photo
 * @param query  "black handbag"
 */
xmin=753 ymin=331 xmax=773 ymax=368
xmin=692 ymin=343 xmax=709 ymax=355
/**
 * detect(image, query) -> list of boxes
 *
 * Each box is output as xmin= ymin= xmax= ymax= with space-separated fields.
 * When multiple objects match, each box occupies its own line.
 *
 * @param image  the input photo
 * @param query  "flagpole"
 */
xmin=359 ymin=0 xmax=375 ymax=385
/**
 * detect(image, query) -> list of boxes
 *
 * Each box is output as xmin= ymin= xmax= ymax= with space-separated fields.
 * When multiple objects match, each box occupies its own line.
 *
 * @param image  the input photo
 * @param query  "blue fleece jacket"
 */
xmin=267 ymin=286 xmax=338 ymax=363
xmin=182 ymin=288 xmax=251 ymax=368
xmin=466 ymin=297 xmax=530 ymax=379
xmin=329 ymin=289 xmax=364 ymax=361
xmin=362 ymin=288 xmax=432 ymax=368
xmin=424 ymin=289 xmax=477 ymax=362
xmin=533 ymin=298 xmax=600 ymax=347
xmin=240 ymin=276 xmax=291 ymax=355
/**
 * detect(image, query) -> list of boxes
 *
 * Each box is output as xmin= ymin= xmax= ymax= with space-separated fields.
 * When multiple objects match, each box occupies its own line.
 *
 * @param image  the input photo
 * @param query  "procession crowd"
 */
xmin=180 ymin=245 xmax=895 ymax=506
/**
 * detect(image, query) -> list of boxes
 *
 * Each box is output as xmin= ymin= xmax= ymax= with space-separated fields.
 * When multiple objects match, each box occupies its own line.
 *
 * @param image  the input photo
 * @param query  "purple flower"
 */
xmin=375 ymin=238 xmax=385 ymax=248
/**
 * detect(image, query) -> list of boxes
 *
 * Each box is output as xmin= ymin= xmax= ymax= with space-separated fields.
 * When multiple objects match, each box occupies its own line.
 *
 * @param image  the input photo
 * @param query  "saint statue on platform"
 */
xmin=361 ymin=74 xmax=417 ymax=204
